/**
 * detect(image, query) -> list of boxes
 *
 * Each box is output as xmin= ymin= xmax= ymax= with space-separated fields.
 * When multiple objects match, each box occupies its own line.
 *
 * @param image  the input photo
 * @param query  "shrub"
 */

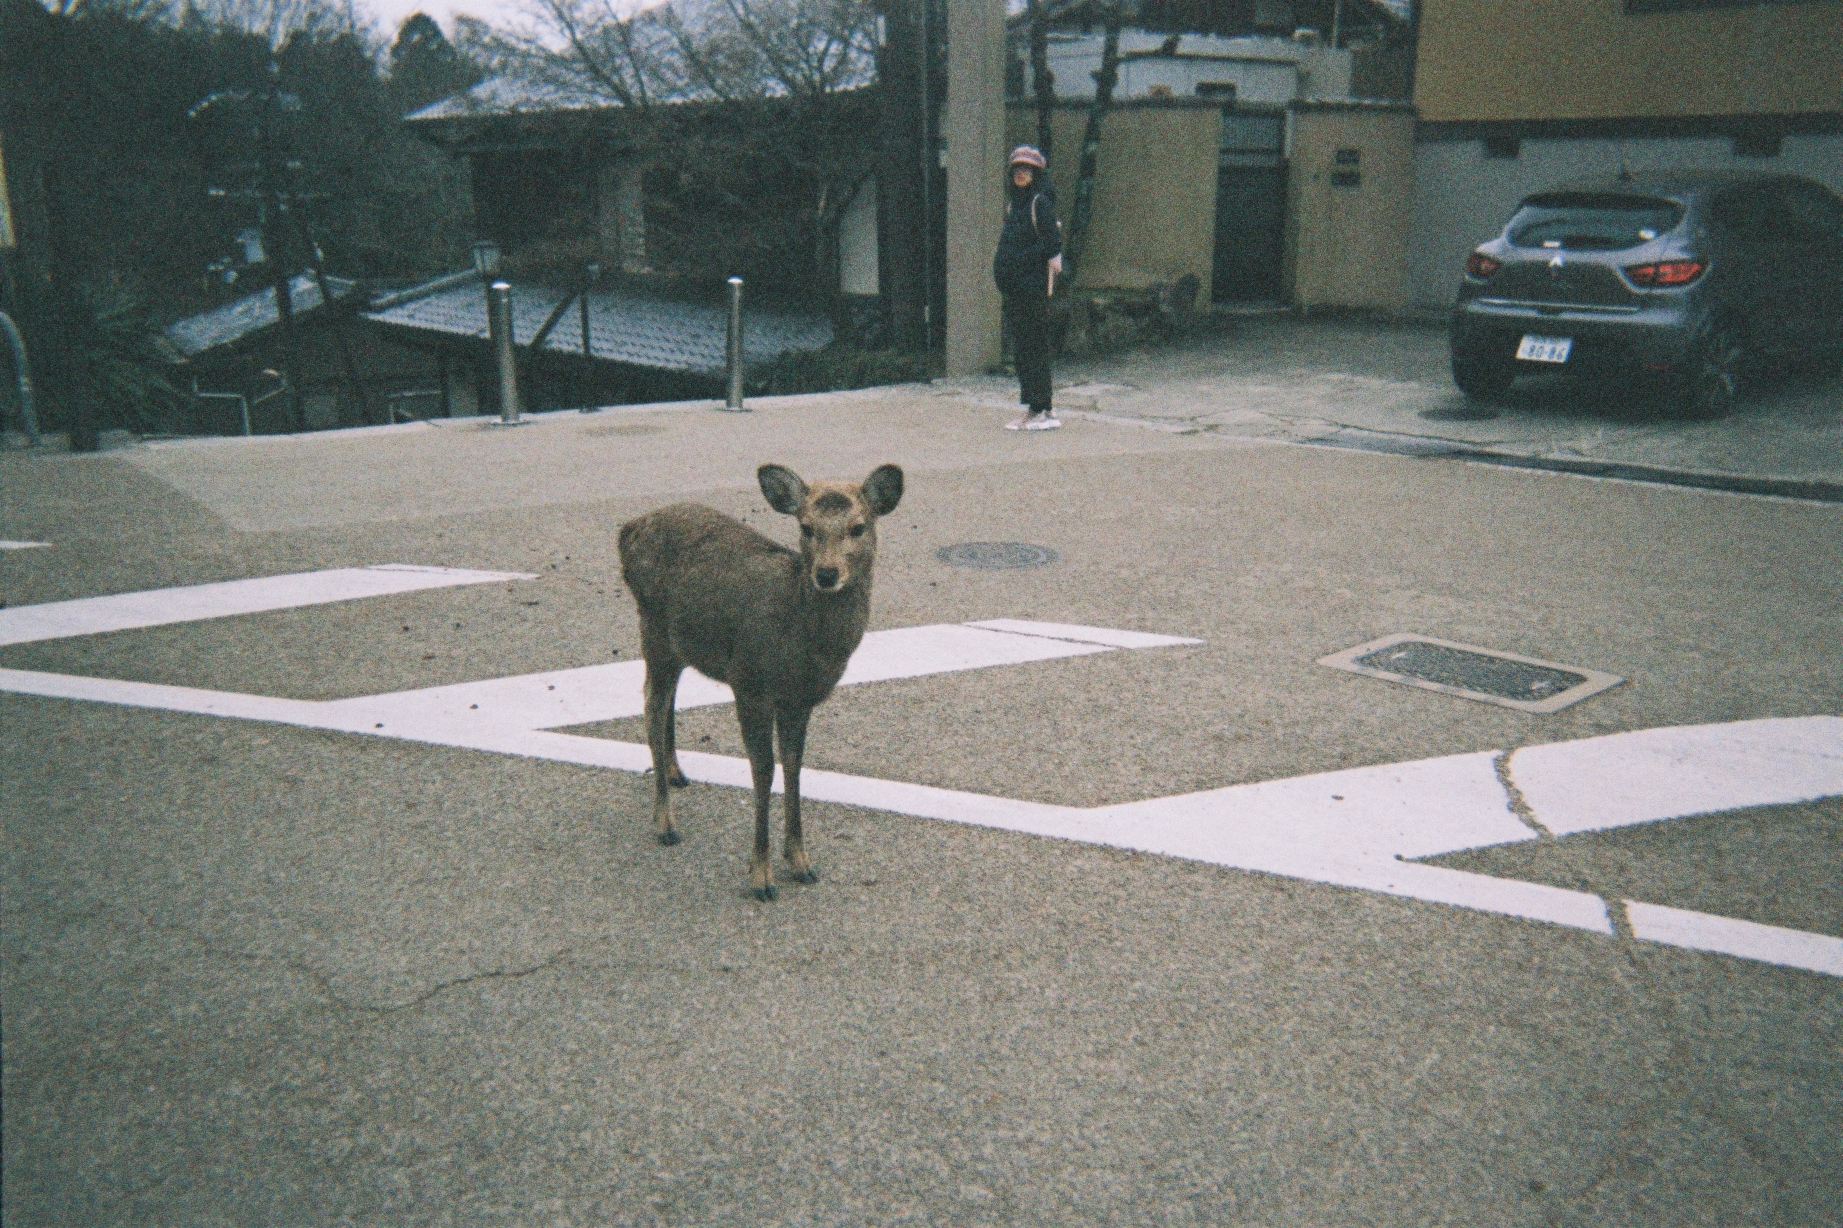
xmin=72 ymin=280 xmax=184 ymax=435
xmin=749 ymin=344 xmax=933 ymax=397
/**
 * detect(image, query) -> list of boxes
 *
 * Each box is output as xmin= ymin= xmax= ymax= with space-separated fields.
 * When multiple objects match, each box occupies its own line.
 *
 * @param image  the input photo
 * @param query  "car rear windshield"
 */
xmin=1506 ymin=193 xmax=1686 ymax=251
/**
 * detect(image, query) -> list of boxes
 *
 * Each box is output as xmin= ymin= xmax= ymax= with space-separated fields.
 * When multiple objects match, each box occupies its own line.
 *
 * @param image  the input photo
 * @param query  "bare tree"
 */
xmin=472 ymin=0 xmax=687 ymax=108
xmin=475 ymin=0 xmax=877 ymax=300
xmin=1025 ymin=0 xmax=1054 ymax=161
xmin=485 ymin=0 xmax=875 ymax=108
xmin=189 ymin=0 xmax=352 ymax=48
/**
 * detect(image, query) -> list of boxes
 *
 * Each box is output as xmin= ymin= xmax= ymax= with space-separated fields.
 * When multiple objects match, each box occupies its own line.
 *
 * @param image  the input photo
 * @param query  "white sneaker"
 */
xmin=1024 ymin=412 xmax=1061 ymax=431
xmin=1006 ymin=412 xmax=1033 ymax=431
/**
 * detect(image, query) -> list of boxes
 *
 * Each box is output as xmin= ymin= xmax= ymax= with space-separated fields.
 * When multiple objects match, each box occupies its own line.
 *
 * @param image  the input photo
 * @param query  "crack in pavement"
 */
xmin=21 ymin=899 xmax=577 ymax=1019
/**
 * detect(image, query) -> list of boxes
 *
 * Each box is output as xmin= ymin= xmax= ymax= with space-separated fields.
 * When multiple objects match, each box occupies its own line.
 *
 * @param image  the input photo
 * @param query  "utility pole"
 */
xmin=875 ymin=0 xmax=946 ymax=353
xmin=190 ymin=65 xmax=363 ymax=432
xmin=253 ymin=68 xmax=305 ymax=431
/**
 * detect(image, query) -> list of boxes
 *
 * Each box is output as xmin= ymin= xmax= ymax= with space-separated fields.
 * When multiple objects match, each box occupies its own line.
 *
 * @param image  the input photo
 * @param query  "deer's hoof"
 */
xmin=751 ymin=884 xmax=777 ymax=902
xmin=657 ymin=829 xmax=681 ymax=846
xmin=667 ymin=771 xmax=689 ymax=788
xmin=790 ymin=868 xmax=817 ymax=885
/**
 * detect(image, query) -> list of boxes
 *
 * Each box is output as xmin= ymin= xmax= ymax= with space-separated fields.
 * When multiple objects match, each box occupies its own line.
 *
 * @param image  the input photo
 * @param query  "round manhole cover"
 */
xmin=935 ymin=541 xmax=1060 ymax=570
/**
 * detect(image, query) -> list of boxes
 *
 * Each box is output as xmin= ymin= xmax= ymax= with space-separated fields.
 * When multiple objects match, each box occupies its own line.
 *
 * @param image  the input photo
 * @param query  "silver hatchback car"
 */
xmin=1449 ymin=171 xmax=1843 ymax=416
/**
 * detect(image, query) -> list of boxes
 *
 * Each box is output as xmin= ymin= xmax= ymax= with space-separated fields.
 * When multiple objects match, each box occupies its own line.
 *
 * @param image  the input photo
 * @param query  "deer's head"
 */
xmin=759 ymin=463 xmax=904 ymax=594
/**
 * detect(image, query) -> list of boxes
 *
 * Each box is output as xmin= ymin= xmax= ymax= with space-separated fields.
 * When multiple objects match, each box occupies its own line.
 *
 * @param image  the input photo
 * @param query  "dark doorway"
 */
xmin=1212 ymin=111 xmax=1287 ymax=303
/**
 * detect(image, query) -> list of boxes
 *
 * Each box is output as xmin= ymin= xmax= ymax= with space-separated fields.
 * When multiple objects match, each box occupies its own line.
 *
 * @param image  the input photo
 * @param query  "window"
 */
xmin=1508 ymin=194 xmax=1687 ymax=250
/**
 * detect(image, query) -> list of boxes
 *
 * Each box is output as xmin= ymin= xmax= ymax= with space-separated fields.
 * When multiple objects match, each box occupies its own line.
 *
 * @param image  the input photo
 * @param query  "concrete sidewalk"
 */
xmin=3 ymin=384 xmax=1840 ymax=1226
xmin=947 ymin=311 xmax=1843 ymax=491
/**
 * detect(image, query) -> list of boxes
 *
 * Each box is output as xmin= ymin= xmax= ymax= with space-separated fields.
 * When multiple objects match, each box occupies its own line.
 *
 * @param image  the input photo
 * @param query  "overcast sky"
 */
xmin=362 ymin=0 xmax=517 ymax=41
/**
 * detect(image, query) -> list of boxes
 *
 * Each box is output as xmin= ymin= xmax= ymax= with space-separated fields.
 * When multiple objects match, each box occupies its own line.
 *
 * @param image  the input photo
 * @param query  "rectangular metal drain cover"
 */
xmin=1318 ymin=634 xmax=1622 ymax=714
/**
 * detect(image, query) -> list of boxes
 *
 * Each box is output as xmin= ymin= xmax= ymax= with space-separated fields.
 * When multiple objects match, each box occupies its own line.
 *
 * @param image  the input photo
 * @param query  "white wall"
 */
xmin=1410 ymin=133 xmax=1843 ymax=311
xmin=1035 ymin=31 xmax=1351 ymax=104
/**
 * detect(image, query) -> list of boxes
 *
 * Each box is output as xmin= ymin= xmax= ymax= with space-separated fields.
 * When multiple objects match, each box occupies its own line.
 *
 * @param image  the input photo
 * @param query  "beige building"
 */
xmin=1415 ymin=0 xmax=1843 ymax=125
xmin=1410 ymin=0 xmax=1843 ymax=309
xmin=1005 ymin=102 xmax=1224 ymax=301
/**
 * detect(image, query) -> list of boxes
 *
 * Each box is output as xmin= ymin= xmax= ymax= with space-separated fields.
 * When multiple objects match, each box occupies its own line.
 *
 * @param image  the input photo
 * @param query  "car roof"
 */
xmin=1518 ymin=169 xmax=1809 ymax=204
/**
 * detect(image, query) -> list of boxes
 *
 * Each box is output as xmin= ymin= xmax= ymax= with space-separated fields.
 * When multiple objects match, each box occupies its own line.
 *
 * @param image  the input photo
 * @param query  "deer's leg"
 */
xmin=643 ymin=656 xmax=685 ymax=846
xmin=641 ymin=621 xmax=689 ymax=788
xmin=776 ymin=703 xmax=815 ymax=884
xmin=663 ymin=698 xmax=689 ymax=788
xmin=735 ymin=694 xmax=778 ymax=901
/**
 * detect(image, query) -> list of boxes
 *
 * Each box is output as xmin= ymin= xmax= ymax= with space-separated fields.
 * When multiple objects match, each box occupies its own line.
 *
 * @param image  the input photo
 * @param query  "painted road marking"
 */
xmin=1509 ymin=718 xmax=1843 ymax=837
xmin=0 ymin=574 xmax=1836 ymax=976
xmin=1625 ymin=902 xmax=1843 ymax=974
xmin=0 ymin=565 xmax=533 ymax=647
xmin=1 ymin=541 xmax=53 ymax=551
xmin=321 ymin=621 xmax=1147 ymax=734
xmin=6 ymin=658 xmax=1836 ymax=974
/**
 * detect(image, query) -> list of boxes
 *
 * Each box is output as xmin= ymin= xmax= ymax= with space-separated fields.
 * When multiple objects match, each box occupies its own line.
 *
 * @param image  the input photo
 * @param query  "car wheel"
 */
xmin=1681 ymin=321 xmax=1743 ymax=419
xmin=1451 ymin=353 xmax=1515 ymax=401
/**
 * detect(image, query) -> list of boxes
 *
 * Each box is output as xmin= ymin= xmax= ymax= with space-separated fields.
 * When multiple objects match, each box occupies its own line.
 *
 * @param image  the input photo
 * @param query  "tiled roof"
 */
xmin=403 ymin=75 xmax=629 ymax=122
xmin=364 ymin=276 xmax=834 ymax=376
xmin=163 ymin=273 xmax=359 ymax=359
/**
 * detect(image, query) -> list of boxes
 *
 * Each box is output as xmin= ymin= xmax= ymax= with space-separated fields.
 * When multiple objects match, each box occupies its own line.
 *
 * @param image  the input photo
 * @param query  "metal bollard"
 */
xmin=487 ymin=281 xmax=522 ymax=424
xmin=724 ymin=276 xmax=746 ymax=411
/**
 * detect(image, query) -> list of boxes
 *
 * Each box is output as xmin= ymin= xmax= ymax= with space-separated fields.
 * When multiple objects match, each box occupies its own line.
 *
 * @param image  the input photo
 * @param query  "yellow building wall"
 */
xmin=1005 ymin=103 xmax=1220 ymax=299
xmin=1415 ymin=0 xmax=1843 ymax=123
xmin=1284 ymin=106 xmax=1416 ymax=313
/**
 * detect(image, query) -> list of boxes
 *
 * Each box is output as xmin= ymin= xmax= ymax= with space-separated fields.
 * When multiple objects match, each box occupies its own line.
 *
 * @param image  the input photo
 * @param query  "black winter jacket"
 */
xmin=992 ymin=182 xmax=1062 ymax=299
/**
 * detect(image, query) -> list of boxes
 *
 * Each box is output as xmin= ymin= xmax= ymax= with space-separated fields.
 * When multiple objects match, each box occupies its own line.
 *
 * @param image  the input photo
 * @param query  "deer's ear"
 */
xmin=862 ymin=464 xmax=904 ymax=516
xmin=758 ymin=464 xmax=807 ymax=514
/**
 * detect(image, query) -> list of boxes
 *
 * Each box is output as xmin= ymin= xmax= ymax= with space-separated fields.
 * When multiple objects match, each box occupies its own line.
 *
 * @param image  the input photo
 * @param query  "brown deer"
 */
xmin=617 ymin=463 xmax=904 ymax=900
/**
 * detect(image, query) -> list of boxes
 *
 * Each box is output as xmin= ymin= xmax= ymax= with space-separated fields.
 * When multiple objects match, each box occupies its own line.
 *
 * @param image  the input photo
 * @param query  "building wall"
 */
xmin=1006 ymin=102 xmax=1221 ymax=299
xmin=1284 ymin=103 xmax=1415 ymax=312
xmin=1415 ymin=0 xmax=1843 ymax=123
xmin=1027 ymin=31 xmax=1358 ymax=104
xmin=1409 ymin=132 xmax=1843 ymax=310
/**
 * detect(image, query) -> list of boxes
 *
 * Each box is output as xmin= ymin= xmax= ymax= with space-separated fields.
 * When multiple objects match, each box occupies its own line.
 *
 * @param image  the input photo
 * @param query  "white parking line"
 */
xmin=1626 ymin=902 xmax=1843 ymax=977
xmin=0 ymin=572 xmax=1836 ymax=976
xmin=1509 ymin=717 xmax=1843 ymax=836
xmin=0 ymin=564 xmax=533 ymax=647
xmin=1 ymin=541 xmax=53 ymax=551
xmin=324 ymin=622 xmax=1138 ymax=734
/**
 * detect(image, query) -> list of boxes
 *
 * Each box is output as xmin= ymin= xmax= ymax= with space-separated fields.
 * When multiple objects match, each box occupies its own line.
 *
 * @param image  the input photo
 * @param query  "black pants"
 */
xmin=1007 ymin=293 xmax=1053 ymax=413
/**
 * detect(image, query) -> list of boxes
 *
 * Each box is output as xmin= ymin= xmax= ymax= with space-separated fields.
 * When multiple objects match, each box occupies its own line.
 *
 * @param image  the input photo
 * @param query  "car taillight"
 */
xmin=1625 ymin=259 xmax=1705 ymax=287
xmin=1464 ymin=251 xmax=1501 ymax=279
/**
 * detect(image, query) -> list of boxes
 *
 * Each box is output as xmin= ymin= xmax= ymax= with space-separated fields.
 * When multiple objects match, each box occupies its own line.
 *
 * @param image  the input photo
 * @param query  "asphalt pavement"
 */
xmin=947 ymin=310 xmax=1843 ymax=496
xmin=3 ymin=330 xmax=1840 ymax=1226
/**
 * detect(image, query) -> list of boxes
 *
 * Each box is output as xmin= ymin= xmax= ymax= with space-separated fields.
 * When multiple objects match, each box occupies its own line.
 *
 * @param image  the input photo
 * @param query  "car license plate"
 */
xmin=1517 ymin=334 xmax=1573 ymax=363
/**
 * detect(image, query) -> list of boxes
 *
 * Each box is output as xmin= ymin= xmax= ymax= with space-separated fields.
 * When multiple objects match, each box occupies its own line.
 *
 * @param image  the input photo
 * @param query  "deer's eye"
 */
xmin=849 ymin=524 xmax=866 ymax=538
xmin=800 ymin=524 xmax=814 ymax=538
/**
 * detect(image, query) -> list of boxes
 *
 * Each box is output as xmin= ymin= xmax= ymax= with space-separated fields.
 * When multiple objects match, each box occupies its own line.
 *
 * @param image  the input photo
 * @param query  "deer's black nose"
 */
xmin=814 ymin=566 xmax=840 ymax=589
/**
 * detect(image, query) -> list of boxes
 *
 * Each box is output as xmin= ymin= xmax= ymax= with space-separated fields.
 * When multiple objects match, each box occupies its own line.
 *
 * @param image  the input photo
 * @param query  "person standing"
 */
xmin=992 ymin=145 xmax=1064 ymax=431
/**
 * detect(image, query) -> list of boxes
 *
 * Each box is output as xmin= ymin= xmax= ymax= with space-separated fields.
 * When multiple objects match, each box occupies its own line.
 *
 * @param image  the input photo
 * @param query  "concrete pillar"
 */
xmin=596 ymin=157 xmax=649 ymax=275
xmin=943 ymin=0 xmax=1008 ymax=375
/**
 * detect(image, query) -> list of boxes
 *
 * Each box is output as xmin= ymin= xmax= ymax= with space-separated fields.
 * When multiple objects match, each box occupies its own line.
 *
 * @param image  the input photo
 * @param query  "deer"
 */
xmin=617 ymin=463 xmax=905 ymax=900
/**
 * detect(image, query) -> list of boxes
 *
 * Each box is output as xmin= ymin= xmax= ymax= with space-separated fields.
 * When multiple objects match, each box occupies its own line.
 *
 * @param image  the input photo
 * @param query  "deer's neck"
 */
xmin=793 ymin=568 xmax=872 ymax=660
